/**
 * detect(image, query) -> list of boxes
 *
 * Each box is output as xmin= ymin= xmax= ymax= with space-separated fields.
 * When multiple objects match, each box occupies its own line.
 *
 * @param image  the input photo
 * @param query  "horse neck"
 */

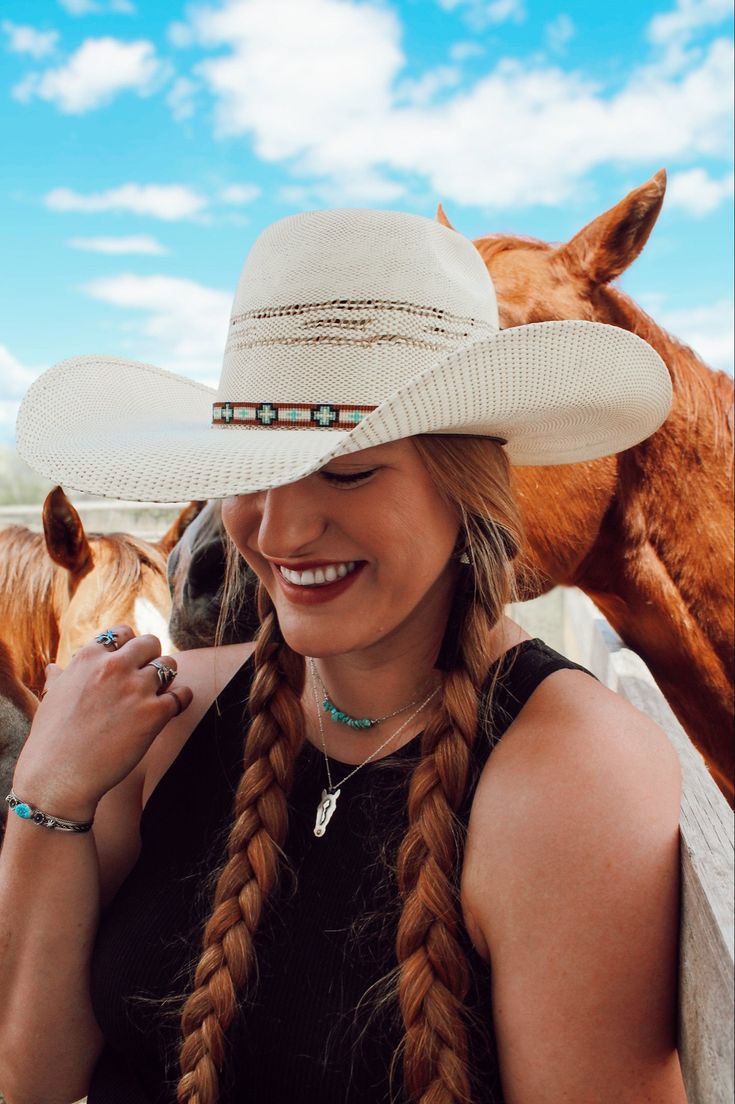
xmin=596 ymin=285 xmax=734 ymax=457
xmin=0 ymin=529 xmax=65 ymax=686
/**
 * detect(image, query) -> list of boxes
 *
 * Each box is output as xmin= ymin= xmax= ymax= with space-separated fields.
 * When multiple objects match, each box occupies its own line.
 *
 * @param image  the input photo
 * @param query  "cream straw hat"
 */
xmin=16 ymin=208 xmax=671 ymax=502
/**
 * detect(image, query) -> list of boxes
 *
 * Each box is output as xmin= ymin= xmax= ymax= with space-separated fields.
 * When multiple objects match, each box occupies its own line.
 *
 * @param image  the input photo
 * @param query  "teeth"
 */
xmin=279 ymin=562 xmax=357 ymax=587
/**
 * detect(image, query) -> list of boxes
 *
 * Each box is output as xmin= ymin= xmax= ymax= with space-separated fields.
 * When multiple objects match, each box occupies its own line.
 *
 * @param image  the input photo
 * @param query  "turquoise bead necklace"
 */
xmin=308 ymin=657 xmax=431 ymax=730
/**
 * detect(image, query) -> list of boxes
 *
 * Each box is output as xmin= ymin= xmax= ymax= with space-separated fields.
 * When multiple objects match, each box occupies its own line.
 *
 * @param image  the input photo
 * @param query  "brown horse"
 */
xmin=438 ymin=168 xmax=734 ymax=800
xmin=0 ymin=487 xmax=202 ymax=697
xmin=0 ymin=639 xmax=37 ymax=839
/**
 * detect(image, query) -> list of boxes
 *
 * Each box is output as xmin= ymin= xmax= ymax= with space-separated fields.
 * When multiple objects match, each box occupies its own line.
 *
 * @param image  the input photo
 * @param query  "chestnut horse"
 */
xmin=0 ymin=487 xmax=202 ymax=698
xmin=439 ymin=168 xmax=734 ymax=800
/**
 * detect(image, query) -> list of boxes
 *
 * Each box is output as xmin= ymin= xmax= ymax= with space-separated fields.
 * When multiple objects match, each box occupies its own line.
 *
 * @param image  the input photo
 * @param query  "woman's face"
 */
xmin=221 ymin=439 xmax=460 ymax=662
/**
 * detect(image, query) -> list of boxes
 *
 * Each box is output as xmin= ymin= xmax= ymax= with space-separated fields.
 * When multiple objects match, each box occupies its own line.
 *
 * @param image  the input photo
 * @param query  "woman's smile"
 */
xmin=272 ymin=559 xmax=365 ymax=605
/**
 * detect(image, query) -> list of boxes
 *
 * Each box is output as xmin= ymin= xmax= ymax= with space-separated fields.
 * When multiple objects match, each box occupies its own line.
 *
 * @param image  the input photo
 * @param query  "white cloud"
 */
xmin=2 ymin=21 xmax=59 ymax=58
xmin=0 ymin=345 xmax=41 ymax=396
xmin=437 ymin=0 xmax=525 ymax=29
xmin=13 ymin=36 xmax=167 ymax=113
xmin=219 ymin=183 xmax=261 ymax=204
xmin=666 ymin=167 xmax=734 ymax=215
xmin=396 ymin=65 xmax=461 ymax=107
xmin=45 ymin=183 xmax=208 ymax=220
xmin=449 ymin=41 xmax=484 ymax=63
xmin=58 ymin=0 xmax=136 ymax=15
xmin=648 ymin=0 xmax=733 ymax=46
xmin=658 ymin=298 xmax=734 ymax=372
xmin=82 ymin=273 xmax=232 ymax=381
xmin=167 ymin=75 xmax=197 ymax=120
xmin=68 ymin=234 xmax=169 ymax=254
xmin=546 ymin=14 xmax=575 ymax=54
xmin=181 ymin=0 xmax=733 ymax=209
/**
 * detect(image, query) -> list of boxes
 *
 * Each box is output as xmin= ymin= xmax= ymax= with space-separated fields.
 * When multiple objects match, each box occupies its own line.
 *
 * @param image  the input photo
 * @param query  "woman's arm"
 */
xmin=0 ymin=631 xmax=191 ymax=1104
xmin=462 ymin=669 xmax=687 ymax=1104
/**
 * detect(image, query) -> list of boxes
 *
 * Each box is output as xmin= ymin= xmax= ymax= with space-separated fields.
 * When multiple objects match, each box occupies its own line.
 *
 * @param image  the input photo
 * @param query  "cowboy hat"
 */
xmin=16 ymin=208 xmax=671 ymax=501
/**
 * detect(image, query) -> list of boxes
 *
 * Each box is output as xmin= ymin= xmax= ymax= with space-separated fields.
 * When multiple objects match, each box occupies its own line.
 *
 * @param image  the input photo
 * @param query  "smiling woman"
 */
xmin=1 ymin=209 xmax=686 ymax=1104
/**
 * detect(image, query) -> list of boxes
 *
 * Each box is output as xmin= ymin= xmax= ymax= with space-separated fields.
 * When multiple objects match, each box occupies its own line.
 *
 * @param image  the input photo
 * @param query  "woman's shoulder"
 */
xmin=461 ymin=662 xmax=682 ymax=957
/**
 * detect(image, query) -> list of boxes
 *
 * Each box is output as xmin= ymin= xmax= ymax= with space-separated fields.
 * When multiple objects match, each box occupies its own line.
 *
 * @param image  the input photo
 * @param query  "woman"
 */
xmin=1 ymin=209 xmax=686 ymax=1103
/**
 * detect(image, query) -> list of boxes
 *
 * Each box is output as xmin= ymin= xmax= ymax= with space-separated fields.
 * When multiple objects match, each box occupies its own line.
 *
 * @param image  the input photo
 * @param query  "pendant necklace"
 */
xmin=308 ymin=657 xmax=439 ymax=837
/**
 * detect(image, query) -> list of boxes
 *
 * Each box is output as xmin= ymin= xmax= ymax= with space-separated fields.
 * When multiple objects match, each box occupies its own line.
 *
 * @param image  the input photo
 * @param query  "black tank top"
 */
xmin=88 ymin=638 xmax=594 ymax=1103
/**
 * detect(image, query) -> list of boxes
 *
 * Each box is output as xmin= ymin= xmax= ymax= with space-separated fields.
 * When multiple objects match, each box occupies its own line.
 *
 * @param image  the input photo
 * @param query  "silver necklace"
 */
xmin=310 ymin=657 xmax=429 ymax=729
xmin=308 ymin=658 xmax=440 ymax=838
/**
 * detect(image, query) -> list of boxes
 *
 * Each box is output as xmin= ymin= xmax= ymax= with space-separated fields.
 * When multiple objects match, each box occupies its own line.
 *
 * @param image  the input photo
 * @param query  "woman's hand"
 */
xmin=11 ymin=625 xmax=193 ymax=822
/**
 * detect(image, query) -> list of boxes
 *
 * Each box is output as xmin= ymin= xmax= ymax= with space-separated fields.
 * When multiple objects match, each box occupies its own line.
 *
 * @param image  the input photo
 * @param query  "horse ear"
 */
xmin=42 ymin=486 xmax=93 ymax=575
xmin=156 ymin=500 xmax=207 ymax=557
xmin=556 ymin=169 xmax=667 ymax=286
xmin=436 ymin=203 xmax=456 ymax=230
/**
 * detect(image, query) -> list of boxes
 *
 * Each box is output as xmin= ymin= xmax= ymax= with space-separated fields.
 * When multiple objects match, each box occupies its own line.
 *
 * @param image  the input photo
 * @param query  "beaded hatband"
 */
xmin=213 ymin=401 xmax=376 ymax=428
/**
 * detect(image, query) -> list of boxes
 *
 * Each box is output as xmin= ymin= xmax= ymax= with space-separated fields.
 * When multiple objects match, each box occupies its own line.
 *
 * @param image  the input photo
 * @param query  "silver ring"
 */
xmin=164 ymin=688 xmax=183 ymax=716
xmin=147 ymin=659 xmax=176 ymax=689
xmin=95 ymin=629 xmax=119 ymax=651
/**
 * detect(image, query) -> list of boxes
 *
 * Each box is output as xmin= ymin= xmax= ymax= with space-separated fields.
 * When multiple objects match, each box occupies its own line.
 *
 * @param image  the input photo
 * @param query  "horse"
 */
xmin=0 ymin=487 xmax=203 ymax=698
xmin=0 ymin=639 xmax=37 ymax=839
xmin=439 ymin=168 xmax=734 ymax=801
xmin=166 ymin=172 xmax=734 ymax=801
xmin=167 ymin=500 xmax=259 ymax=651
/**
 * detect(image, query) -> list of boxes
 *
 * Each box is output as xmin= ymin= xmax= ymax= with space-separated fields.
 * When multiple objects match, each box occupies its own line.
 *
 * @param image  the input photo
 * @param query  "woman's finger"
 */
xmin=160 ymin=685 xmax=192 ymax=718
xmin=90 ymin=624 xmax=136 ymax=652
xmin=143 ymin=655 xmax=178 ymax=693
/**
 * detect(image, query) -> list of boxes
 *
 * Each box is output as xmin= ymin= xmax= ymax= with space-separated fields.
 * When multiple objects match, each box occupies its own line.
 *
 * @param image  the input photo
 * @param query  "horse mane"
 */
xmin=0 ymin=528 xmax=60 ymax=669
xmin=90 ymin=531 xmax=168 ymax=595
xmin=599 ymin=286 xmax=734 ymax=459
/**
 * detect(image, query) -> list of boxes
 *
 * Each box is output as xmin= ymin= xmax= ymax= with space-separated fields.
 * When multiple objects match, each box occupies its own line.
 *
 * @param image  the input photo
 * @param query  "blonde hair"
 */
xmin=176 ymin=435 xmax=525 ymax=1104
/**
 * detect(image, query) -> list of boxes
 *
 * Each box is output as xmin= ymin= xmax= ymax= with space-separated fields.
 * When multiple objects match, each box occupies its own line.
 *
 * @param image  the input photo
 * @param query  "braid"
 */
xmin=176 ymin=588 xmax=305 ymax=1104
xmin=397 ymin=428 xmax=524 ymax=1104
xmin=395 ymin=602 xmax=493 ymax=1104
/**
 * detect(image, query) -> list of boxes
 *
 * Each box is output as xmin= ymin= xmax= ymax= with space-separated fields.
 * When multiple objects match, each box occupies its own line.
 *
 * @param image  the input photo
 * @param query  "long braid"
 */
xmin=395 ymin=601 xmax=495 ymax=1104
xmin=177 ymin=587 xmax=305 ymax=1104
xmin=397 ymin=434 xmax=522 ymax=1104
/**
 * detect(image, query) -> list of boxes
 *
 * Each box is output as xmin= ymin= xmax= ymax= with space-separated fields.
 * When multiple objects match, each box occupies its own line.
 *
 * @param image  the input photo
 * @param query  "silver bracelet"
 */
xmin=5 ymin=789 xmax=94 ymax=833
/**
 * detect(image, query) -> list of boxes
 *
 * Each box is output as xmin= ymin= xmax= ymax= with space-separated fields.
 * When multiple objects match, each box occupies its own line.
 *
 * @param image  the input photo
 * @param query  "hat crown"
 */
xmin=232 ymin=208 xmax=499 ymax=321
xmin=217 ymin=209 xmax=499 ymax=407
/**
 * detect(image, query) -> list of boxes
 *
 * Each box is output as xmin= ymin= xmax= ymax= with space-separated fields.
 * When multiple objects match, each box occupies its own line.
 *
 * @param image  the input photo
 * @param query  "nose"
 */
xmin=255 ymin=481 xmax=328 ymax=559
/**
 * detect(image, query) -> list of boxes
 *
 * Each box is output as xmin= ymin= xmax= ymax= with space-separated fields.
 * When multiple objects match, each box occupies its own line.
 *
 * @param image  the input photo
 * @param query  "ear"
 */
xmin=156 ymin=500 xmax=207 ymax=556
xmin=42 ymin=486 xmax=93 ymax=575
xmin=436 ymin=202 xmax=456 ymax=230
xmin=556 ymin=169 xmax=666 ymax=286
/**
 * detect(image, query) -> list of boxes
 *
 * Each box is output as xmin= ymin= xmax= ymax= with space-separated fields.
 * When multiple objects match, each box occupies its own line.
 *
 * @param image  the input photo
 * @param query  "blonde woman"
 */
xmin=1 ymin=210 xmax=686 ymax=1103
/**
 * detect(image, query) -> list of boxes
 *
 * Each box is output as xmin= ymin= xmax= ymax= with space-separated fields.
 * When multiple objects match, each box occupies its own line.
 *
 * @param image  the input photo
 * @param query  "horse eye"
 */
xmin=189 ymin=542 xmax=227 ymax=597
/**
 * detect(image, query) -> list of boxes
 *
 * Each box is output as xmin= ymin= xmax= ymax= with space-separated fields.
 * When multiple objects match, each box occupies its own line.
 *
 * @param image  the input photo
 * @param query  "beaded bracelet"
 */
xmin=5 ymin=789 xmax=94 ymax=833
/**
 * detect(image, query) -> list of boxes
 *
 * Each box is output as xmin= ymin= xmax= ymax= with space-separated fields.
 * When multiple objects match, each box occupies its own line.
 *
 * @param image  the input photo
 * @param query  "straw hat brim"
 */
xmin=15 ymin=319 xmax=671 ymax=502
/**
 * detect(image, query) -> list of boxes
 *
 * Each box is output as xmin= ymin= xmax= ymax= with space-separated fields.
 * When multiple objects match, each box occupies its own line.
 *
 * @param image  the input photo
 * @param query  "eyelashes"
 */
xmin=321 ymin=468 xmax=378 ymax=485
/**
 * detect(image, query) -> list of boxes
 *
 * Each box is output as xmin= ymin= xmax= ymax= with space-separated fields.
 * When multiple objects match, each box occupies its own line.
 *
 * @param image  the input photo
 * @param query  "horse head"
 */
xmin=167 ymin=500 xmax=260 ymax=650
xmin=42 ymin=488 xmax=201 ymax=667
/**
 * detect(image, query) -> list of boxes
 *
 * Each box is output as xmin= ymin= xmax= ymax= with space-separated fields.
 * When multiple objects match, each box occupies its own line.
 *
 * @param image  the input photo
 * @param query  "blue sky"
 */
xmin=1 ymin=0 xmax=733 ymax=448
